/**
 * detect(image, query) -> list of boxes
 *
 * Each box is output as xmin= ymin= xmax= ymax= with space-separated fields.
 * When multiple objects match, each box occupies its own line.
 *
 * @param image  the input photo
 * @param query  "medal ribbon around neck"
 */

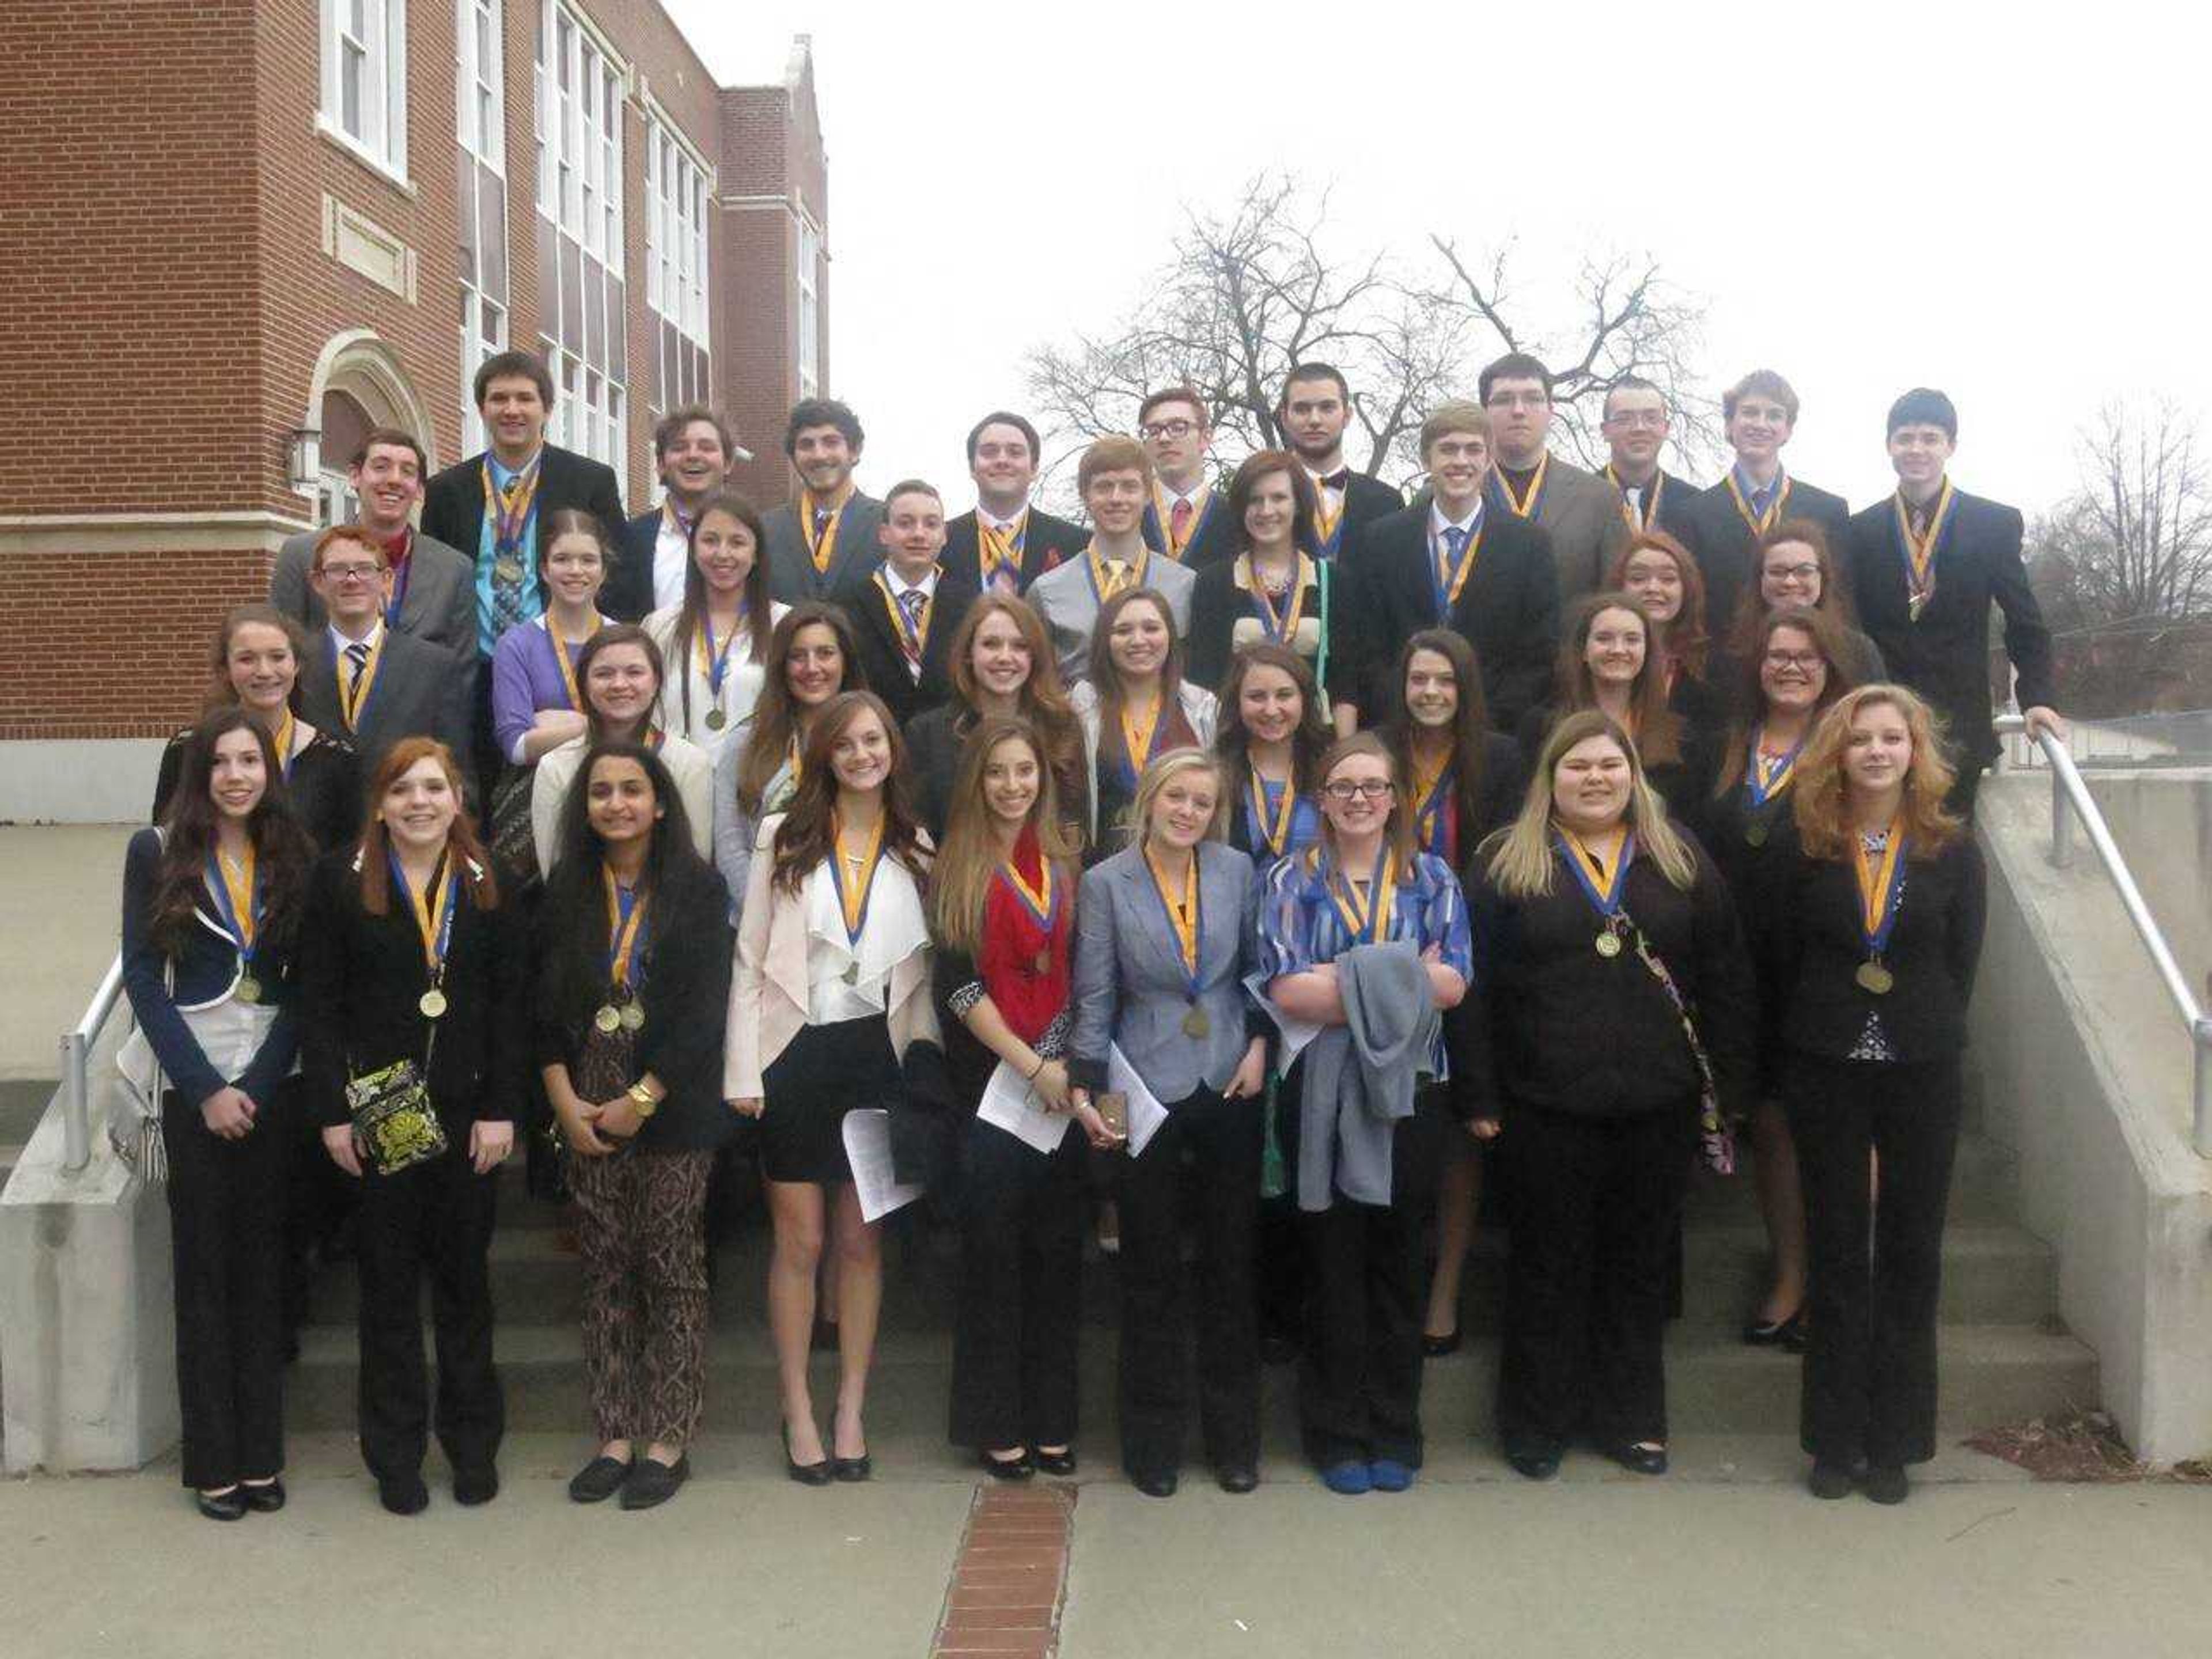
xmin=271 ymin=709 xmax=298 ymax=782
xmin=1153 ymin=484 xmax=1212 ymax=560
xmin=1246 ymin=554 xmax=1311 ymax=644
xmin=998 ymin=836 xmax=1057 ymax=936
xmin=1310 ymin=481 xmax=1346 ymax=555
xmin=1745 ymin=726 xmax=1806 ymax=809
xmin=978 ymin=510 xmax=1028 ymax=592
xmin=830 ymin=810 xmax=888 ymax=949
xmin=547 ymin=613 xmax=600 ymax=713
xmin=873 ymin=569 xmax=933 ymax=670
xmin=800 ymin=488 xmax=846 ymax=575
xmin=1558 ymin=827 xmax=1635 ymax=923
xmin=1892 ymin=478 xmax=1956 ymax=613
xmin=1851 ymin=818 xmax=1909 ymax=959
xmin=1247 ymin=769 xmax=1298 ymax=859
xmin=697 ymin=606 xmax=745 ymax=700
xmin=336 ymin=631 xmax=387 ymax=731
xmin=483 ymin=459 xmax=542 ymax=551
xmin=1142 ymin=844 xmax=1203 ymax=998
xmin=1605 ymin=465 xmax=1663 ymax=533
xmin=1327 ymin=844 xmax=1399 ymax=946
xmin=207 ymin=843 xmax=259 ymax=963
xmin=1431 ymin=518 xmax=1484 ymax=618
xmin=1726 ymin=469 xmax=1791 ymax=537
xmin=1493 ymin=452 xmax=1550 ymax=520
xmin=1086 ymin=541 xmax=1147 ymax=604
xmin=1118 ymin=694 xmax=1164 ymax=789
xmin=603 ymin=865 xmax=650 ymax=991
xmin=1412 ymin=759 xmax=1454 ymax=855
xmin=389 ymin=847 xmax=457 ymax=980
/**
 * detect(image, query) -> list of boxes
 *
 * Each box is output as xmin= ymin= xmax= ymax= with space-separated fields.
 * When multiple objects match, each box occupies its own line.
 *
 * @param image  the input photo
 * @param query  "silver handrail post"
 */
xmin=60 ymin=1028 xmax=90 ymax=1173
xmin=2195 ymin=1022 xmax=2212 ymax=1160
xmin=2050 ymin=763 xmax=2074 ymax=868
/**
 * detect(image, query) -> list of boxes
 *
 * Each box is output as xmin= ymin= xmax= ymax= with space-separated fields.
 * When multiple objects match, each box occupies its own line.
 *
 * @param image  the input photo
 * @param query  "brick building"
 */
xmin=0 ymin=3 xmax=830 ymax=819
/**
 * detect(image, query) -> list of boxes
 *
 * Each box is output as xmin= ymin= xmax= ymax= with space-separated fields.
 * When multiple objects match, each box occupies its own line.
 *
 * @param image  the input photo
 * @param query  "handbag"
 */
xmin=1622 ymin=917 xmax=1736 ymax=1176
xmin=107 ymin=1001 xmax=168 ymax=1184
xmin=486 ymin=765 xmax=537 ymax=885
xmin=346 ymin=1014 xmax=449 ymax=1176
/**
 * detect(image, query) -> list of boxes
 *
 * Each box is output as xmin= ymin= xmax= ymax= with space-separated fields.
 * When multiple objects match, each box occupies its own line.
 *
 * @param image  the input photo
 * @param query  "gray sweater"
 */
xmin=1296 ymin=940 xmax=1438 ymax=1212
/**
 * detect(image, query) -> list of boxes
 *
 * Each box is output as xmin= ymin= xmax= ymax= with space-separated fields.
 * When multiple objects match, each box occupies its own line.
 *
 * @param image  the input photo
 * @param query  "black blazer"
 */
xmin=830 ymin=566 xmax=980 ymax=729
xmin=421 ymin=444 xmax=627 ymax=579
xmin=1453 ymin=834 xmax=1753 ymax=1124
xmin=154 ymin=726 xmax=363 ymax=854
xmin=597 ymin=508 xmax=664 ymax=624
xmin=1683 ymin=475 xmax=1849 ymax=643
xmin=1692 ymin=763 xmax=1800 ymax=1093
xmin=1514 ymin=700 xmax=1717 ymax=826
xmin=300 ymin=627 xmax=475 ymax=789
xmin=298 ymin=848 xmax=528 ymax=1132
xmin=1612 ymin=467 xmax=1706 ymax=545
xmin=531 ymin=859 xmax=734 ymax=1152
xmin=900 ymin=700 xmax=1089 ymax=849
xmin=1844 ymin=488 xmax=2055 ymax=770
xmin=1141 ymin=491 xmax=1237 ymax=571
xmin=1184 ymin=555 xmax=1334 ymax=695
xmin=1309 ymin=472 xmax=1406 ymax=567
xmin=1760 ymin=825 xmax=1986 ymax=1064
xmin=941 ymin=507 xmax=1090 ymax=594
xmin=1336 ymin=504 xmax=1559 ymax=733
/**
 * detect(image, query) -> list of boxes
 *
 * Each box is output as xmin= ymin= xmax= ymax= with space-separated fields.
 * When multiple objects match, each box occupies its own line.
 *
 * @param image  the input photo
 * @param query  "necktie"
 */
xmin=1444 ymin=525 xmax=1471 ymax=563
xmin=1104 ymin=560 xmax=1130 ymax=598
xmin=897 ymin=588 xmax=927 ymax=678
xmin=1169 ymin=497 xmax=1193 ymax=548
xmin=345 ymin=641 xmax=370 ymax=696
xmin=813 ymin=507 xmax=834 ymax=544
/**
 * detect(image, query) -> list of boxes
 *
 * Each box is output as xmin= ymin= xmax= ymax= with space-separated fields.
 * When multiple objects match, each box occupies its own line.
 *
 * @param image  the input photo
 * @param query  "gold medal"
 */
xmin=594 ymin=1004 xmax=622 ymax=1033
xmin=1856 ymin=961 xmax=1895 ymax=995
xmin=418 ymin=987 xmax=448 ymax=1020
xmin=619 ymin=1002 xmax=645 ymax=1032
xmin=705 ymin=707 xmax=728 ymax=731
xmin=494 ymin=554 xmax=525 ymax=586
xmin=1594 ymin=931 xmax=1623 ymax=959
xmin=1032 ymin=950 xmax=1051 ymax=978
xmin=235 ymin=975 xmax=262 ymax=1005
xmin=1182 ymin=1005 xmax=1211 ymax=1039
xmin=1745 ymin=820 xmax=1768 ymax=849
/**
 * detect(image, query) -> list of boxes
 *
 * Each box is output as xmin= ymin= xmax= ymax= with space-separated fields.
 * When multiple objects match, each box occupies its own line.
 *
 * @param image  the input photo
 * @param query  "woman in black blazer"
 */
xmin=1184 ymin=451 xmax=1333 ymax=698
xmin=537 ymin=741 xmax=733 ymax=1510
xmin=1767 ymin=684 xmax=1984 ymax=1506
xmin=1608 ymin=531 xmax=1726 ymax=748
xmin=299 ymin=736 xmax=525 ymax=1517
xmin=1518 ymin=593 xmax=1713 ymax=821
xmin=124 ymin=709 xmax=315 ymax=1520
xmin=1460 ymin=710 xmax=1753 ymax=1480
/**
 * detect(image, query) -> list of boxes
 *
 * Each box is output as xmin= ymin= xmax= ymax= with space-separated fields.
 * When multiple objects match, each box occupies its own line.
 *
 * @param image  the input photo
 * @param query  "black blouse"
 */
xmin=155 ymin=725 xmax=363 ymax=854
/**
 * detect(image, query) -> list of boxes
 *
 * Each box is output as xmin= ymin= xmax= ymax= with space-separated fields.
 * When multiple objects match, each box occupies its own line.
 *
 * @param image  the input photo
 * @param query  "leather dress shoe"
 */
xmin=1602 ymin=1442 xmax=1668 ymax=1477
xmin=1215 ymin=1462 xmax=1259 ymax=1494
xmin=981 ymin=1449 xmax=1035 ymax=1481
xmin=620 ymin=1453 xmax=690 ymax=1509
xmin=1506 ymin=1444 xmax=1562 ymax=1482
xmin=1808 ymin=1460 xmax=1855 ymax=1500
xmin=568 ymin=1455 xmax=632 ymax=1503
xmin=378 ymin=1473 xmax=430 ymax=1516
xmin=1130 ymin=1468 xmax=1178 ymax=1498
xmin=1032 ymin=1448 xmax=1077 ymax=1478
xmin=195 ymin=1488 xmax=248 ymax=1522
xmin=240 ymin=1478 xmax=286 ymax=1514
xmin=453 ymin=1465 xmax=499 ymax=1506
xmin=1863 ymin=1464 xmax=1910 ymax=1505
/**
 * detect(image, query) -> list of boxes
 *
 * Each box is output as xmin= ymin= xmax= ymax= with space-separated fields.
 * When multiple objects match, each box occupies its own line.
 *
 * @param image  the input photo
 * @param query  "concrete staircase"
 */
xmin=282 ymin=1116 xmax=2100 ymax=1455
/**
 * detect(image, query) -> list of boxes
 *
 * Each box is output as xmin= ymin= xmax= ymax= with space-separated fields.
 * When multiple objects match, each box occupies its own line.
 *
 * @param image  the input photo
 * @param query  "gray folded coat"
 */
xmin=1296 ymin=940 xmax=1440 ymax=1213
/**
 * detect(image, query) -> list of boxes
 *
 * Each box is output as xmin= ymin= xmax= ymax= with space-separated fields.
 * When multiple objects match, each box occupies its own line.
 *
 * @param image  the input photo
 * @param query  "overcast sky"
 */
xmin=668 ymin=0 xmax=2209 ymax=521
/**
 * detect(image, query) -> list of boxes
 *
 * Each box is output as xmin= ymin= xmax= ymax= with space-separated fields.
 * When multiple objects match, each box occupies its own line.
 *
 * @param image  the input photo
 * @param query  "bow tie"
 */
xmin=1318 ymin=469 xmax=1351 ymax=493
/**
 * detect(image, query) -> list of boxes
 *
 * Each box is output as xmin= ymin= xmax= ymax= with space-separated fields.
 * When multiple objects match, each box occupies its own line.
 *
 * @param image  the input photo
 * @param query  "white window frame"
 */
xmin=796 ymin=217 xmax=821 ymax=399
xmin=643 ymin=109 xmax=711 ymax=415
xmin=535 ymin=1 xmax=627 ymax=473
xmin=319 ymin=0 xmax=409 ymax=183
xmin=456 ymin=0 xmax=508 ymax=457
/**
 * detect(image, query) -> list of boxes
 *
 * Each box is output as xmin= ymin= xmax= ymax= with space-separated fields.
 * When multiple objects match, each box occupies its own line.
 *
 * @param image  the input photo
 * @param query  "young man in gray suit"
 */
xmin=1027 ymin=435 xmax=1196 ymax=685
xmin=761 ymin=397 xmax=884 ymax=605
xmin=1480 ymin=352 xmax=1631 ymax=608
xmin=269 ymin=428 xmax=476 ymax=665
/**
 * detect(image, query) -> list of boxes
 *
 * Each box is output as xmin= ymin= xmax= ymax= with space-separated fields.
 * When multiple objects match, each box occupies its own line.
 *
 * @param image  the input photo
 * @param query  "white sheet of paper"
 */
xmin=1106 ymin=1042 xmax=1171 ymax=1158
xmin=1245 ymin=969 xmax=1323 ymax=1068
xmin=976 ymin=1060 xmax=1074 ymax=1155
xmin=840 ymin=1108 xmax=925 ymax=1223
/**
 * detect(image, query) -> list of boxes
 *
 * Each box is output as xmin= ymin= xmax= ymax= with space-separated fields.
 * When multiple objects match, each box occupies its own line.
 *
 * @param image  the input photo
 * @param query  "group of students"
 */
xmin=123 ymin=346 xmax=2062 ymax=1522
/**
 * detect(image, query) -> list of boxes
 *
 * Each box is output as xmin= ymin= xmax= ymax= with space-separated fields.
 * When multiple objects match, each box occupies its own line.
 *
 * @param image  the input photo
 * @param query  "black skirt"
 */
xmin=759 ymin=1014 xmax=899 ymax=1184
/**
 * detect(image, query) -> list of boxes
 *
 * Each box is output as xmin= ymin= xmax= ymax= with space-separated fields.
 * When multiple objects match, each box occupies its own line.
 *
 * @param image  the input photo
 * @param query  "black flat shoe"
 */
xmin=1506 ymin=1445 xmax=1562 ymax=1482
xmin=981 ymin=1449 xmax=1035 ymax=1482
xmin=1422 ymin=1328 xmax=1463 ymax=1358
xmin=1131 ymin=1468 xmax=1178 ymax=1498
xmin=620 ymin=1453 xmax=690 ymax=1510
xmin=452 ymin=1465 xmax=499 ymax=1506
xmin=830 ymin=1451 xmax=872 ymax=1483
xmin=1032 ymin=1448 xmax=1077 ymax=1479
xmin=196 ymin=1487 xmax=248 ymax=1522
xmin=1863 ymin=1464 xmax=1910 ymax=1505
xmin=568 ymin=1455 xmax=632 ymax=1503
xmin=1808 ymin=1460 xmax=1855 ymax=1500
xmin=239 ymin=1478 xmax=286 ymax=1513
xmin=1602 ymin=1441 xmax=1668 ymax=1477
xmin=1743 ymin=1308 xmax=1806 ymax=1350
xmin=1216 ymin=1463 xmax=1259 ymax=1495
xmin=378 ymin=1474 xmax=430 ymax=1516
xmin=783 ymin=1425 xmax=832 ymax=1487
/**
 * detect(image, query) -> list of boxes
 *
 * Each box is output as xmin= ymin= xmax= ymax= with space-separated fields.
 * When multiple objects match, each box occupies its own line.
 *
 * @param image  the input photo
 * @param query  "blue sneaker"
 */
xmin=1320 ymin=1460 xmax=1372 ymax=1495
xmin=1368 ymin=1459 xmax=1414 ymax=1493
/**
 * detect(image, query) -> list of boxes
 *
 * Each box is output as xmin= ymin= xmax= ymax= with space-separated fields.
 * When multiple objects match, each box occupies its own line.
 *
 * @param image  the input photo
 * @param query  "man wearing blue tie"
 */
xmin=831 ymin=480 xmax=978 ymax=727
xmin=1682 ymin=370 xmax=1850 ymax=633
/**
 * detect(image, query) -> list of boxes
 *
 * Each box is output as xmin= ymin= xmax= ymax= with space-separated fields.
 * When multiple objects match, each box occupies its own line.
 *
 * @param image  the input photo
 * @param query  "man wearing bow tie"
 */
xmin=1275 ymin=362 xmax=1406 ymax=571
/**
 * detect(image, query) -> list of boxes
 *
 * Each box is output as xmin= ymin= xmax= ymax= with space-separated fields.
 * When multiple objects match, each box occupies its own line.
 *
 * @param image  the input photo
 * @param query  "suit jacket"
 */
xmin=419 ymin=445 xmax=628 ymax=641
xmin=270 ymin=528 xmax=478 ymax=665
xmin=1067 ymin=839 xmax=1260 ymax=1105
xmin=941 ymin=506 xmax=1090 ymax=594
xmin=830 ymin=565 xmax=980 ymax=728
xmin=1488 ymin=453 xmax=1629 ymax=608
xmin=1335 ymin=504 xmax=1559 ymax=733
xmin=1683 ymin=473 xmax=1850 ymax=645
xmin=1184 ymin=554 xmax=1333 ymax=695
xmin=1027 ymin=551 xmax=1197 ymax=685
xmin=762 ymin=491 xmax=885 ymax=605
xmin=1141 ymin=488 xmax=1237 ymax=571
xmin=301 ymin=626 xmax=475 ymax=787
xmin=1844 ymin=487 xmax=2055 ymax=769
xmin=1302 ymin=471 xmax=1406 ymax=568
xmin=1607 ymin=467 xmax=1705 ymax=546
xmin=603 ymin=508 xmax=666 ymax=624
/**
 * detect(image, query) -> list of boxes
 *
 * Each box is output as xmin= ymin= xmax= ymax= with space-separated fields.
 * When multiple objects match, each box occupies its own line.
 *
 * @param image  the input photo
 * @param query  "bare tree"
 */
xmin=2029 ymin=400 xmax=2212 ymax=628
xmin=1024 ymin=173 xmax=1712 ymax=502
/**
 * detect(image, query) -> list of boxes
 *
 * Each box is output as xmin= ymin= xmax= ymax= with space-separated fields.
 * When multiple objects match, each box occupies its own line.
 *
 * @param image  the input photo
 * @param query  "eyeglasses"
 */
xmin=321 ymin=562 xmax=386 ymax=584
xmin=1485 ymin=391 xmax=1549 ymax=411
xmin=1763 ymin=651 xmax=1824 ymax=671
xmin=1138 ymin=418 xmax=1198 ymax=440
xmin=1604 ymin=410 xmax=1668 ymax=430
xmin=1322 ymin=779 xmax=1395 ymax=801
xmin=1766 ymin=563 xmax=1821 ymax=583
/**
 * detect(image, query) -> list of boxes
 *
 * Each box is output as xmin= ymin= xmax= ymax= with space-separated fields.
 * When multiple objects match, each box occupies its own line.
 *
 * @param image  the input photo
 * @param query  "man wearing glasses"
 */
xmin=1137 ymin=386 xmax=1236 ymax=569
xmin=1598 ymin=379 xmax=1703 ymax=544
xmin=1479 ymin=353 xmax=1629 ymax=607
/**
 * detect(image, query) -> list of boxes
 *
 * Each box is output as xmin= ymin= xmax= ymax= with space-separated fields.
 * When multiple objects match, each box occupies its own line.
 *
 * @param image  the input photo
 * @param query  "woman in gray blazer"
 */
xmin=1067 ymin=749 xmax=1267 ymax=1499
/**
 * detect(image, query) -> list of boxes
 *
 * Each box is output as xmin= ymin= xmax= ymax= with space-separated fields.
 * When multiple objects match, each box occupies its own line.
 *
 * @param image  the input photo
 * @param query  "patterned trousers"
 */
xmin=569 ymin=1143 xmax=715 ymax=1447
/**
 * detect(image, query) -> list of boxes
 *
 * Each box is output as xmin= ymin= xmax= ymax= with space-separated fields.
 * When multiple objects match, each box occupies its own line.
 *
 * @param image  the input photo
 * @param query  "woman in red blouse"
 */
xmin=929 ymin=716 xmax=1087 ymax=1479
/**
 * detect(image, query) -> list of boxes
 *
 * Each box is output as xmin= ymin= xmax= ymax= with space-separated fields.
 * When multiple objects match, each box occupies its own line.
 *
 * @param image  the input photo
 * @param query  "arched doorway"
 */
xmin=302 ymin=329 xmax=437 ymax=528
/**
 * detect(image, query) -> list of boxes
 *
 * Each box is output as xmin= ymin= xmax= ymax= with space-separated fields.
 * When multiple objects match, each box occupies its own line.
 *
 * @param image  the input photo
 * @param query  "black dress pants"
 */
xmin=1115 ymin=1087 xmax=1262 ymax=1478
xmin=1298 ymin=1088 xmax=1449 ymax=1467
xmin=163 ymin=1088 xmax=286 ymax=1490
xmin=355 ymin=1135 xmax=503 ymax=1482
xmin=1787 ymin=1052 xmax=1963 ymax=1468
xmin=950 ymin=1115 xmax=1086 ymax=1452
xmin=1497 ymin=1101 xmax=1694 ymax=1454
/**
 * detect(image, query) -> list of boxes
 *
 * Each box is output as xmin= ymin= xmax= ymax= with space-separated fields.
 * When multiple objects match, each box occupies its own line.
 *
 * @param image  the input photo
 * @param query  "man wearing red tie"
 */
xmin=1138 ymin=386 xmax=1234 ymax=569
xmin=1275 ymin=362 xmax=1404 ymax=565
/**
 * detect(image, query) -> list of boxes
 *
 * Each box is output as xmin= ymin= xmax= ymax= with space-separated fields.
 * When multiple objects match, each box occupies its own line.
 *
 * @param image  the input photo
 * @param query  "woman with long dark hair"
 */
xmin=124 ymin=709 xmax=315 ymax=1519
xmin=724 ymin=691 xmax=939 ymax=1484
xmin=537 ymin=741 xmax=733 ymax=1509
xmin=299 ymin=737 xmax=524 ymax=1516
xmin=644 ymin=491 xmax=789 ymax=761
xmin=1070 ymin=586 xmax=1218 ymax=859
xmin=1721 ymin=520 xmax=1887 ymax=691
xmin=929 ymin=718 xmax=1086 ymax=1478
xmin=1607 ymin=529 xmax=1723 ymax=742
xmin=1520 ymin=592 xmax=1708 ymax=817
xmin=1185 ymin=450 xmax=1331 ymax=695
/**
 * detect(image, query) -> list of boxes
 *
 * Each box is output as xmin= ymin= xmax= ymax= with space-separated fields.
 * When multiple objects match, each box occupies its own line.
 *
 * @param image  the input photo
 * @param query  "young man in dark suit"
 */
xmin=297 ymin=527 xmax=474 ymax=787
xmin=940 ymin=411 xmax=1089 ymax=596
xmin=419 ymin=350 xmax=625 ymax=798
xmin=1598 ymin=377 xmax=1703 ymax=543
xmin=761 ymin=397 xmax=884 ymax=605
xmin=1683 ymin=369 xmax=1849 ymax=631
xmin=832 ymin=480 xmax=978 ymax=728
xmin=1275 ymin=362 xmax=1404 ymax=563
xmin=1137 ymin=385 xmax=1236 ymax=570
xmin=1334 ymin=401 xmax=1559 ymax=735
xmin=1479 ymin=352 xmax=1630 ymax=607
xmin=609 ymin=405 xmax=735 ymax=622
xmin=1846 ymin=388 xmax=2065 ymax=816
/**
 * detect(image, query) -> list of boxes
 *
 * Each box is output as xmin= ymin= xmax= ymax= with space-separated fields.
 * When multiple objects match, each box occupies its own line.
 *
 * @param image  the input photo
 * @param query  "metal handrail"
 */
xmin=58 ymin=951 xmax=126 ymax=1175
xmin=1996 ymin=715 xmax=2212 ymax=1156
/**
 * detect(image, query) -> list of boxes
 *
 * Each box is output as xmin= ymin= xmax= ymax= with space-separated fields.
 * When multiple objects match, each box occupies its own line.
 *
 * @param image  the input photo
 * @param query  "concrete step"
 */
xmin=282 ymin=1321 xmax=2099 ymax=1441
xmin=0 ymin=1079 xmax=54 ymax=1145
xmin=1685 ymin=1132 xmax=2020 ymax=1225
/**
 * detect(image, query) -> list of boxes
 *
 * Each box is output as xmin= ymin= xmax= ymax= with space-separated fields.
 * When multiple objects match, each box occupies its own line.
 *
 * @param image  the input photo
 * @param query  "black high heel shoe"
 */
xmin=783 ymin=1423 xmax=832 ymax=1487
xmin=980 ymin=1449 xmax=1035 ymax=1482
xmin=1743 ymin=1308 xmax=1807 ymax=1351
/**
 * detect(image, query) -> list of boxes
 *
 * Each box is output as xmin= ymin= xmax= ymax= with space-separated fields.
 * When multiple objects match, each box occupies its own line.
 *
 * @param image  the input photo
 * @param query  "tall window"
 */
xmin=646 ymin=119 xmax=711 ymax=415
xmin=535 ymin=2 xmax=626 ymax=471
xmin=320 ymin=0 xmax=408 ymax=177
xmin=456 ymin=0 xmax=507 ymax=456
xmin=796 ymin=218 xmax=821 ymax=399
